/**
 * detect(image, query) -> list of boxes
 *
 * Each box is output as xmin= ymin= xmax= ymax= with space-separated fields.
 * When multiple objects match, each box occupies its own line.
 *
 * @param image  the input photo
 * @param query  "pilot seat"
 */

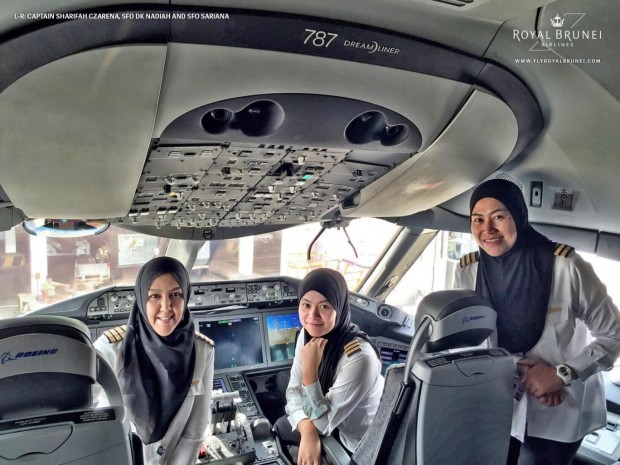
xmin=322 ymin=289 xmax=515 ymax=465
xmin=0 ymin=315 xmax=137 ymax=465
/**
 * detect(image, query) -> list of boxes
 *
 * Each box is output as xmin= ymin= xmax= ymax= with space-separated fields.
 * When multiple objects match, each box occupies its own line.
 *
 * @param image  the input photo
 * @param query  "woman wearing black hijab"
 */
xmin=455 ymin=179 xmax=620 ymax=465
xmin=275 ymin=268 xmax=384 ymax=465
xmin=94 ymin=257 xmax=214 ymax=465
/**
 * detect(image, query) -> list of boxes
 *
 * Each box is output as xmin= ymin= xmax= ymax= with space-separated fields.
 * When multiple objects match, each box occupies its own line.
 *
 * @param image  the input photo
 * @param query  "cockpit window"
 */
xmin=386 ymin=231 xmax=478 ymax=315
xmin=0 ymin=218 xmax=399 ymax=319
xmin=0 ymin=225 xmax=166 ymax=318
xmin=190 ymin=218 xmax=401 ymax=290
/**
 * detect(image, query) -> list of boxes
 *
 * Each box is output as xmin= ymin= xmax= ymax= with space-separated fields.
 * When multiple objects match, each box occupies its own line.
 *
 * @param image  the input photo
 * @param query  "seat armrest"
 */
xmin=321 ymin=436 xmax=352 ymax=465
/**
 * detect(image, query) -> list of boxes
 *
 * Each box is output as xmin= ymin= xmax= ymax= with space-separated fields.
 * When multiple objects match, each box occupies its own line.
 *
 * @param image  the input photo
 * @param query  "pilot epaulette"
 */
xmin=554 ymin=243 xmax=575 ymax=258
xmin=103 ymin=325 xmax=127 ymax=343
xmin=344 ymin=339 xmax=361 ymax=357
xmin=195 ymin=332 xmax=214 ymax=346
xmin=459 ymin=252 xmax=480 ymax=268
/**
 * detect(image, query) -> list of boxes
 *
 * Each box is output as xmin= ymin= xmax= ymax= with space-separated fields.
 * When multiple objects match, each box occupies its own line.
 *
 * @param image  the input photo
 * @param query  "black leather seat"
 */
xmin=0 ymin=315 xmax=138 ymax=465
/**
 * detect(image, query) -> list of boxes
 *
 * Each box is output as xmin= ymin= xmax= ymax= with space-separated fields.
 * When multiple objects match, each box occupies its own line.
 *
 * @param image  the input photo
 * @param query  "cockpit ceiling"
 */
xmin=0 ymin=5 xmax=540 ymax=236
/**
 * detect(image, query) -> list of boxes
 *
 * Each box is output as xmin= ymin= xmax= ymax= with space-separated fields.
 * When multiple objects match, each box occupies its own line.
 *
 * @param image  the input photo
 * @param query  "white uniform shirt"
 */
xmin=455 ymin=250 xmax=620 ymax=442
xmin=94 ymin=331 xmax=214 ymax=465
xmin=285 ymin=336 xmax=384 ymax=452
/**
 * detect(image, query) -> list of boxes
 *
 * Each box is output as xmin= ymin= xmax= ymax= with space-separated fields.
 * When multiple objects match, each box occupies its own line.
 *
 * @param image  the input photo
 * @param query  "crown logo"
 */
xmin=551 ymin=14 xmax=564 ymax=27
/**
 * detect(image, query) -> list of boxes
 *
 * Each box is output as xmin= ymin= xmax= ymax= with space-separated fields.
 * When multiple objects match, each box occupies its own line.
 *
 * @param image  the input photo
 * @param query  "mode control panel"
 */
xmin=247 ymin=281 xmax=282 ymax=303
xmin=189 ymin=283 xmax=248 ymax=307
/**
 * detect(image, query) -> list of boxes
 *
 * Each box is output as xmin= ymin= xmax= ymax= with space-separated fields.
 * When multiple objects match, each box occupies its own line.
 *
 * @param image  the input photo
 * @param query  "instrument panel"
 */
xmin=86 ymin=279 xmax=299 ymax=320
xmin=34 ymin=275 xmax=413 ymax=354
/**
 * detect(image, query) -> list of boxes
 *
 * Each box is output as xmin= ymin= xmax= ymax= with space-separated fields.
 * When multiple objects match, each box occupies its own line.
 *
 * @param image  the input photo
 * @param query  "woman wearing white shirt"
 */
xmin=455 ymin=179 xmax=620 ymax=465
xmin=94 ymin=256 xmax=214 ymax=465
xmin=274 ymin=268 xmax=384 ymax=465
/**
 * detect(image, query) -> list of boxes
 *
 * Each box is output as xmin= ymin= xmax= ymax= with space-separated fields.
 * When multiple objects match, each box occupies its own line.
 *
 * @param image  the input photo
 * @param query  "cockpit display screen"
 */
xmin=212 ymin=377 xmax=227 ymax=392
xmin=265 ymin=312 xmax=302 ymax=363
xmin=379 ymin=346 xmax=408 ymax=375
xmin=199 ymin=317 xmax=264 ymax=371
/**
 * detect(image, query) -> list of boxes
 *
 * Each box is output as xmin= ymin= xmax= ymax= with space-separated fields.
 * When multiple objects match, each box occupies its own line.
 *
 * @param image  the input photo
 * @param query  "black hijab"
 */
xmin=470 ymin=179 xmax=556 ymax=353
xmin=120 ymin=257 xmax=196 ymax=444
xmin=299 ymin=268 xmax=380 ymax=394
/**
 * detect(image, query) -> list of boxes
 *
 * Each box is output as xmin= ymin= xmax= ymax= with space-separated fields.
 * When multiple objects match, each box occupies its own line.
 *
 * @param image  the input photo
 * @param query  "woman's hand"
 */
xmin=517 ymin=358 xmax=564 ymax=401
xmin=297 ymin=419 xmax=323 ymax=465
xmin=536 ymin=389 xmax=565 ymax=407
xmin=301 ymin=337 xmax=327 ymax=386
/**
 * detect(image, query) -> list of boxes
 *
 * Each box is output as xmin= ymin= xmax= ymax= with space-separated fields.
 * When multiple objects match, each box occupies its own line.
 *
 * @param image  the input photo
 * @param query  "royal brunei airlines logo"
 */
xmin=550 ymin=14 xmax=565 ymax=28
xmin=512 ymin=12 xmax=602 ymax=52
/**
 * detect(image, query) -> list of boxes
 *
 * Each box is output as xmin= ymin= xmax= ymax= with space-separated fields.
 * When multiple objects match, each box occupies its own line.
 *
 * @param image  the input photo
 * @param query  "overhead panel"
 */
xmin=117 ymin=94 xmax=418 ymax=230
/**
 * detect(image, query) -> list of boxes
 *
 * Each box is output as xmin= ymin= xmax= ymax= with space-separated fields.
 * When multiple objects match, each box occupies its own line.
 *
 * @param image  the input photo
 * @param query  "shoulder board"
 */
xmin=344 ymin=339 xmax=361 ymax=358
xmin=195 ymin=331 xmax=214 ymax=346
xmin=103 ymin=325 xmax=127 ymax=343
xmin=554 ymin=243 xmax=575 ymax=258
xmin=459 ymin=252 xmax=480 ymax=269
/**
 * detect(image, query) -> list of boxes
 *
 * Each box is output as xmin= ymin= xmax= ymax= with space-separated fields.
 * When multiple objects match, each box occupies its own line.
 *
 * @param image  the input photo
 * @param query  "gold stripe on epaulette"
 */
xmin=195 ymin=331 xmax=214 ymax=346
xmin=115 ymin=325 xmax=127 ymax=338
xmin=554 ymin=243 xmax=574 ymax=257
xmin=344 ymin=340 xmax=361 ymax=357
xmin=103 ymin=325 xmax=126 ymax=343
xmin=459 ymin=252 xmax=479 ymax=268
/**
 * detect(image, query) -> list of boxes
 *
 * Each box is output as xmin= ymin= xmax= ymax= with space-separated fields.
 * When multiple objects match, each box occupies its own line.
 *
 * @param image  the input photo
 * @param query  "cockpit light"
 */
xmin=22 ymin=218 xmax=110 ymax=237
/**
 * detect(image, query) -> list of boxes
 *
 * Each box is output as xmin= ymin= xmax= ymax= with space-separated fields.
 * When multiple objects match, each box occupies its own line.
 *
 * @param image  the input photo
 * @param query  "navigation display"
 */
xmin=265 ymin=312 xmax=302 ymax=363
xmin=379 ymin=346 xmax=408 ymax=375
xmin=198 ymin=316 xmax=265 ymax=371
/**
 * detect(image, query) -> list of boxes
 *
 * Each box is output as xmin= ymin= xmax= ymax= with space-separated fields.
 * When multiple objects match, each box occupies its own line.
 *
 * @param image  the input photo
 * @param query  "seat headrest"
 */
xmin=0 ymin=316 xmax=95 ymax=420
xmin=0 ymin=315 xmax=91 ymax=343
xmin=414 ymin=289 xmax=496 ymax=352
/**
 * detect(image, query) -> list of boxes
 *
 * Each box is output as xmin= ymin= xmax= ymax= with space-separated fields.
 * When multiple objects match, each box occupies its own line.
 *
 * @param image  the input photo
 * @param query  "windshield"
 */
xmin=190 ymin=218 xmax=400 ymax=288
xmin=0 ymin=218 xmax=399 ymax=319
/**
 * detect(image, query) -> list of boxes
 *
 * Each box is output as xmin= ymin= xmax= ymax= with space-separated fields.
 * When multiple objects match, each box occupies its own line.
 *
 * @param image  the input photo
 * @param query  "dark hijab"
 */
xmin=299 ymin=268 xmax=380 ymax=394
xmin=120 ymin=257 xmax=196 ymax=444
xmin=470 ymin=179 xmax=556 ymax=353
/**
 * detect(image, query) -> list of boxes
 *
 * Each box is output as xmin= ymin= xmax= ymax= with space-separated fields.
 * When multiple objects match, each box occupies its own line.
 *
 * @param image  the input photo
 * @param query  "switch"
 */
xmin=530 ymin=181 xmax=543 ymax=207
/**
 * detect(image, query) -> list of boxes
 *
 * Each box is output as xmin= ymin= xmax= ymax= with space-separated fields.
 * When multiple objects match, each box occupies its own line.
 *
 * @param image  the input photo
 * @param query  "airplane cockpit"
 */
xmin=17 ymin=275 xmax=412 ymax=464
xmin=1 ymin=0 xmax=620 ymax=464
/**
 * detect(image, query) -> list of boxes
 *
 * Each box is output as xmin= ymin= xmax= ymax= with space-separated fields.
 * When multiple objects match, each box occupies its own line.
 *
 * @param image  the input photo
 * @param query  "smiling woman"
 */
xmin=455 ymin=179 xmax=620 ymax=465
xmin=145 ymin=273 xmax=185 ymax=337
xmin=93 ymin=257 xmax=214 ymax=465
xmin=273 ymin=268 xmax=384 ymax=465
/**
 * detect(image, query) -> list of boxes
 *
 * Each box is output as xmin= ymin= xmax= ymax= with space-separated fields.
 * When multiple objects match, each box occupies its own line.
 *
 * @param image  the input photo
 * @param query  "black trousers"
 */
xmin=507 ymin=435 xmax=584 ymax=465
xmin=273 ymin=415 xmax=302 ymax=447
xmin=273 ymin=415 xmax=346 ymax=464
